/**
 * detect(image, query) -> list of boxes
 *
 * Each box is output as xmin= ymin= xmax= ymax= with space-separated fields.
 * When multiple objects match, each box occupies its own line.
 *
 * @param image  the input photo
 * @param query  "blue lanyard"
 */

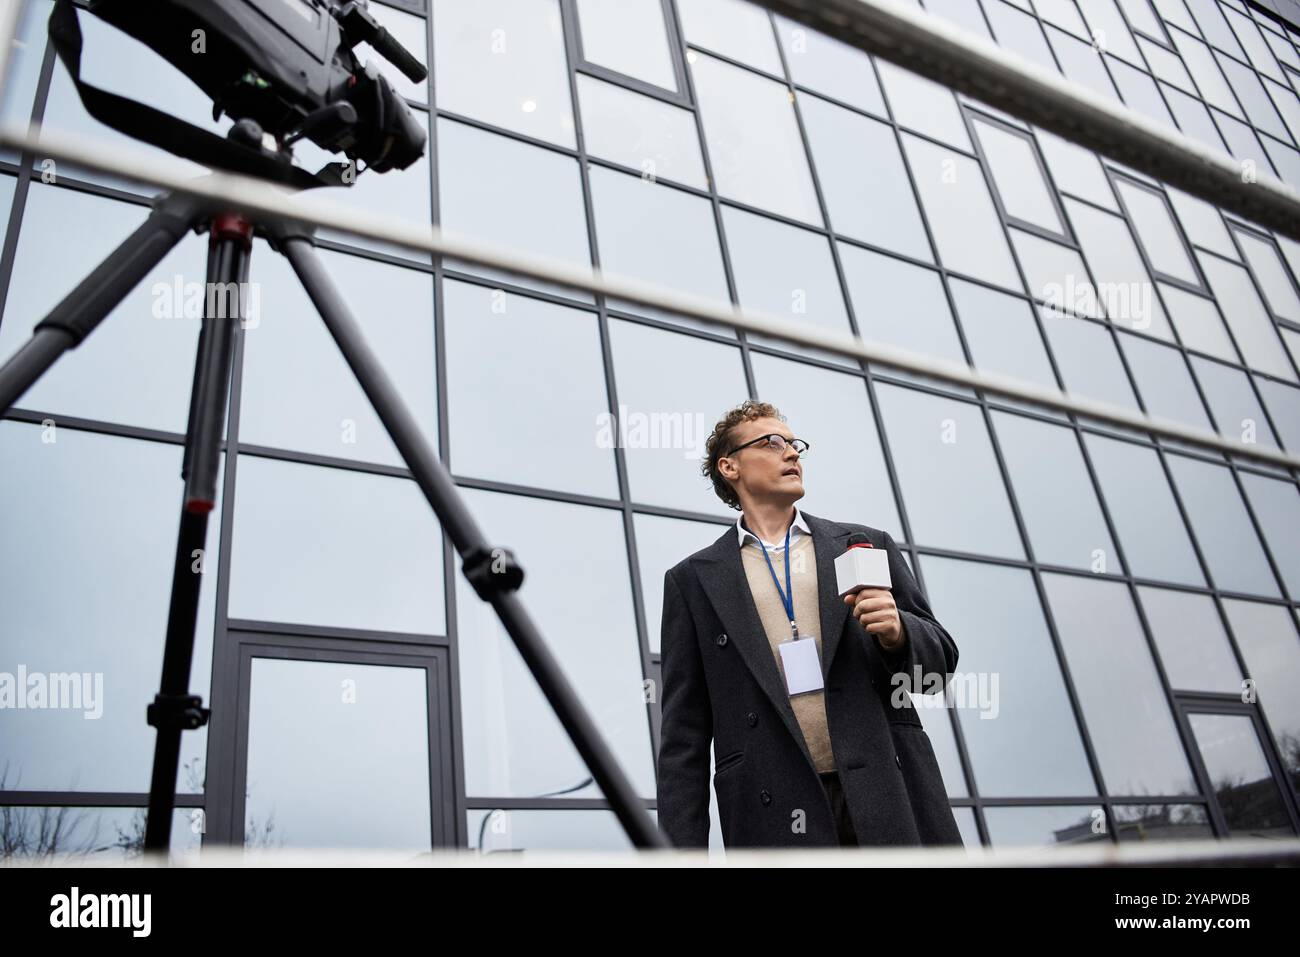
xmin=755 ymin=523 xmax=799 ymax=638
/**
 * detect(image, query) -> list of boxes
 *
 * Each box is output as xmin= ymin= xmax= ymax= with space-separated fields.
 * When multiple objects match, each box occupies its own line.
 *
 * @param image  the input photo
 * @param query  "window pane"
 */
xmin=1114 ymin=180 xmax=1200 ymax=285
xmin=0 ymin=186 xmax=205 ymax=434
xmin=1216 ymin=53 xmax=1288 ymax=139
xmin=950 ymin=279 xmax=1062 ymax=404
xmin=1083 ymin=433 xmax=1205 ymax=586
xmin=240 ymin=246 xmax=438 ymax=467
xmin=0 ymin=424 xmax=217 ymax=792
xmin=1042 ymin=573 xmax=1197 ymax=796
xmin=455 ymin=489 xmax=654 ymax=799
xmin=722 ymin=206 xmax=854 ymax=366
xmin=1040 ymin=312 xmax=1142 ymax=413
xmin=1035 ymin=128 xmax=1119 ymax=209
xmin=245 ymin=658 xmax=432 ymax=849
xmin=1109 ymin=59 xmax=1175 ymax=127
xmin=918 ymin=557 xmax=1096 ymax=797
xmin=972 ymin=117 xmax=1064 ymax=233
xmin=799 ymin=94 xmax=932 ymax=261
xmin=1049 ymin=30 xmax=1120 ymax=99
xmin=433 ymin=0 xmax=574 ymax=147
xmin=676 ymin=0 xmax=781 ymax=73
xmin=1169 ymin=30 xmax=1240 ymax=114
xmin=1164 ymin=83 xmax=1228 ymax=150
xmin=922 ymin=0 xmax=997 ymax=41
xmin=608 ymin=320 xmax=747 ymax=516
xmin=875 ymin=384 xmax=1024 ymax=559
xmin=689 ymin=51 xmax=822 ymax=224
xmin=1160 ymin=283 xmax=1237 ymax=361
xmin=984 ymin=805 xmax=1108 ymax=847
xmin=437 ymin=118 xmax=591 ymax=300
xmin=750 ymin=354 xmax=903 ymax=537
xmin=1011 ymin=229 xmax=1104 ymax=319
xmin=229 ymin=456 xmax=445 ymax=633
xmin=1079 ymin=0 xmax=1144 ymax=63
xmin=1138 ymin=586 xmax=1243 ymax=693
xmin=1064 ymin=198 xmax=1173 ymax=338
xmin=773 ymin=15 xmax=886 ymax=114
xmin=575 ymin=0 xmax=677 ymax=90
xmin=838 ymin=244 xmax=967 ymax=364
xmin=1188 ymin=712 xmax=1294 ymax=837
xmin=633 ymin=513 xmax=729 ymax=654
xmin=1036 ymin=0 xmax=1089 ymax=36
xmin=1257 ymin=378 xmax=1300 ymax=453
xmin=1119 ymin=333 xmax=1213 ymax=431
xmin=876 ymin=60 xmax=972 ymax=149
xmin=1166 ymin=454 xmax=1279 ymax=596
xmin=588 ymin=166 xmax=731 ymax=333
xmin=1190 ymin=356 xmax=1279 ymax=448
xmin=1223 ymin=599 xmax=1300 ymax=801
xmin=987 ymin=2 xmax=1061 ymax=73
xmin=1238 ymin=472 xmax=1300 ymax=597
xmin=575 ymin=74 xmax=706 ymax=189
xmin=443 ymin=281 xmax=618 ymax=498
xmin=1233 ymin=229 xmax=1300 ymax=324
xmin=992 ymin=412 xmax=1117 ymax=569
xmin=902 ymin=134 xmax=1021 ymax=289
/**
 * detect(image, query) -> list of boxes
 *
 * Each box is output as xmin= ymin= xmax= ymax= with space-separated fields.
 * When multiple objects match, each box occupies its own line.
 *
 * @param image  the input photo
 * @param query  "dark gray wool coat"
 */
xmin=655 ymin=510 xmax=964 ymax=848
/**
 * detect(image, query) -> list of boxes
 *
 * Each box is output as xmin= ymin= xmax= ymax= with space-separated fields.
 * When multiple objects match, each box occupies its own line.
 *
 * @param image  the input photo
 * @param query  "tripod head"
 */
xmin=49 ymin=0 xmax=428 ymax=188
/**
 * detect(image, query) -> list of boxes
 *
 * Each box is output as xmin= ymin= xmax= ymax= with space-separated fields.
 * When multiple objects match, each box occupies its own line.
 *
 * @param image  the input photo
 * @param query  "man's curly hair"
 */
xmin=701 ymin=399 xmax=786 ymax=511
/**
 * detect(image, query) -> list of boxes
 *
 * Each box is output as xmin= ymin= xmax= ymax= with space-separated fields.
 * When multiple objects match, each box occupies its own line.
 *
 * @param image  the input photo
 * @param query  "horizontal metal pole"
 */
xmin=755 ymin=0 xmax=1300 ymax=241
xmin=0 ymin=121 xmax=1298 ymax=471
xmin=10 ymin=836 xmax=1300 ymax=867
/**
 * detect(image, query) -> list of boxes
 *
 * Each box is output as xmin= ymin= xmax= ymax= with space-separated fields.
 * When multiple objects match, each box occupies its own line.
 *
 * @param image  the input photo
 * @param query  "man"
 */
xmin=655 ymin=399 xmax=963 ymax=849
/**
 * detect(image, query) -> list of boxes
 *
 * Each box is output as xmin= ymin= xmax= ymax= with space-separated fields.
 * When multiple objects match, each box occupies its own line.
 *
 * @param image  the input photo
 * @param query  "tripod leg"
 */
xmin=275 ymin=229 xmax=666 ymax=849
xmin=0 ymin=191 xmax=207 ymax=414
xmin=143 ymin=214 xmax=251 ymax=853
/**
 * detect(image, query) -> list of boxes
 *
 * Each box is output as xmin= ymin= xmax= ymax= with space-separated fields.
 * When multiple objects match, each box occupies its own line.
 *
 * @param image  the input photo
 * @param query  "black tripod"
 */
xmin=0 ymin=125 xmax=666 ymax=853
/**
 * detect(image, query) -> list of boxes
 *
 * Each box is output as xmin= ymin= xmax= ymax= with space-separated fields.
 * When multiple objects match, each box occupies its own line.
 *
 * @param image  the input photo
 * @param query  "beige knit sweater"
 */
xmin=739 ymin=535 xmax=835 ymax=773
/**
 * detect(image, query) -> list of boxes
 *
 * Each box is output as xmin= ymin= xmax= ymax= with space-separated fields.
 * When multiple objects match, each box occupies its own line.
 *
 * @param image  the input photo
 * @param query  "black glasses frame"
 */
xmin=725 ymin=433 xmax=810 ymax=457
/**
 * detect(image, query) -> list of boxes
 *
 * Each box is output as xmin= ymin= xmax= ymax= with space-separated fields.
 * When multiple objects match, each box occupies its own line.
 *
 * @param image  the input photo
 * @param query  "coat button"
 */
xmin=716 ymin=632 xmax=728 ymax=647
xmin=747 ymin=711 xmax=758 ymax=727
xmin=760 ymin=789 xmax=772 ymax=806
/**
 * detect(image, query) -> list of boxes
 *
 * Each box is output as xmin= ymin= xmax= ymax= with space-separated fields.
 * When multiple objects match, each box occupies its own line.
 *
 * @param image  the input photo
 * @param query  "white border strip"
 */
xmin=7 ymin=836 xmax=1300 ymax=867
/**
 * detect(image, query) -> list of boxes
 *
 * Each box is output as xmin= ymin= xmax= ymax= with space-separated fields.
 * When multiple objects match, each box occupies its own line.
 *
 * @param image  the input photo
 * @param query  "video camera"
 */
xmin=50 ymin=0 xmax=428 ymax=184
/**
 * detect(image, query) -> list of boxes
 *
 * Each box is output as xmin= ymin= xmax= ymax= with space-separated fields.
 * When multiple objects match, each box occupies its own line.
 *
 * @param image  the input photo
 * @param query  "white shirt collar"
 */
xmin=736 ymin=507 xmax=810 ymax=551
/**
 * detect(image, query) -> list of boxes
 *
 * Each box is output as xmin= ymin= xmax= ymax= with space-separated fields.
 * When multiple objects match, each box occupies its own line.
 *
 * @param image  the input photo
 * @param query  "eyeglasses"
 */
xmin=726 ymin=433 xmax=810 ymax=458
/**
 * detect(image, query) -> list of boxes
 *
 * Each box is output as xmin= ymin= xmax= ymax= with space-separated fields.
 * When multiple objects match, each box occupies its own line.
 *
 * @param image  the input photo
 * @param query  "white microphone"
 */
xmin=834 ymin=532 xmax=892 ymax=597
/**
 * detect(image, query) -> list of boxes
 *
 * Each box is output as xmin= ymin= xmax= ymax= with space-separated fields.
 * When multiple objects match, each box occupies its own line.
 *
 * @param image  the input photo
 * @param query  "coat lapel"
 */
xmin=689 ymin=509 xmax=855 ymax=773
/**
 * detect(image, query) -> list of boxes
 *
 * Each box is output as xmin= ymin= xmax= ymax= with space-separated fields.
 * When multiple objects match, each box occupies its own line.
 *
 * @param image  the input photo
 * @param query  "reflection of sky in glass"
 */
xmin=0 ymin=423 xmax=217 ymax=793
xmin=245 ymin=658 xmax=431 ymax=850
xmin=918 ymin=557 xmax=1095 ymax=798
xmin=229 ymin=455 xmax=445 ymax=635
xmin=456 ymin=488 xmax=654 ymax=801
xmin=0 ymin=184 xmax=209 ymax=435
xmin=1043 ymin=573 xmax=1197 ymax=798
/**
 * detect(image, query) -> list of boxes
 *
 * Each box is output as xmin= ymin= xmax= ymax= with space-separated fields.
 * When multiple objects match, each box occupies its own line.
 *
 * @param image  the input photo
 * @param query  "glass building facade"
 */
xmin=2 ymin=0 xmax=1300 ymax=857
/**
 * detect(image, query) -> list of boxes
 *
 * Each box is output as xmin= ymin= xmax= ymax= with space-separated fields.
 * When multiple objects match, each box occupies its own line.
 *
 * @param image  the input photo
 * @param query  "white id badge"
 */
xmin=778 ymin=635 xmax=824 ymax=696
